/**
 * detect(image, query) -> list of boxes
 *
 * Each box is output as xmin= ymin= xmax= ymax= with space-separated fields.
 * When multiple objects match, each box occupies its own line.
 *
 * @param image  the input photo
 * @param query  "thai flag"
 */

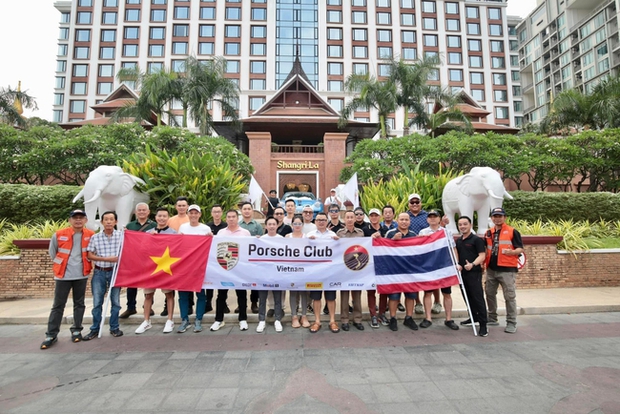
xmin=373 ymin=230 xmax=459 ymax=294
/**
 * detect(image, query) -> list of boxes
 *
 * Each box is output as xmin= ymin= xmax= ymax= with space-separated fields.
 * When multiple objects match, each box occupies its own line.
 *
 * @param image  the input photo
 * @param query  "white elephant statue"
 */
xmin=72 ymin=165 xmax=150 ymax=231
xmin=442 ymin=166 xmax=513 ymax=235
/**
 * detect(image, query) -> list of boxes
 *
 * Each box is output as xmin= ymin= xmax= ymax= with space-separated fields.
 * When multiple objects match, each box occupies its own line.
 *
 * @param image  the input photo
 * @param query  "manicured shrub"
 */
xmin=0 ymin=184 xmax=82 ymax=224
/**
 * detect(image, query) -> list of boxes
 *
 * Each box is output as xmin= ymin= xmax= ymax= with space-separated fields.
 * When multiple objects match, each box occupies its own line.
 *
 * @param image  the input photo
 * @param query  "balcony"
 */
xmin=271 ymin=145 xmax=324 ymax=154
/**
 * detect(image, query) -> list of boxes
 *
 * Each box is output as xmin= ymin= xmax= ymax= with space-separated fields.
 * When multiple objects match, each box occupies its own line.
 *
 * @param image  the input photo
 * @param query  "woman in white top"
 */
xmin=285 ymin=215 xmax=310 ymax=328
xmin=257 ymin=217 xmax=284 ymax=333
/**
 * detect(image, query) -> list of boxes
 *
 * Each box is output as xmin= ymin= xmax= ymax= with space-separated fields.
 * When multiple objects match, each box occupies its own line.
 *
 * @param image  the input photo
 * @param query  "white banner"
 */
xmin=204 ymin=236 xmax=375 ymax=290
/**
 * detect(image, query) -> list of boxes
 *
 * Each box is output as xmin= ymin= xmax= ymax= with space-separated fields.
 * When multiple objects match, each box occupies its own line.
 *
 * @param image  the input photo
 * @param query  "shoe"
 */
xmin=210 ymin=321 xmax=225 ymax=331
xmin=323 ymin=305 xmax=329 ymax=315
xmin=188 ymin=307 xmax=194 ymax=316
xmin=110 ymin=328 xmax=124 ymax=337
xmin=431 ymin=303 xmax=442 ymax=314
xmin=224 ymin=305 xmax=231 ymax=314
xmin=234 ymin=307 xmax=240 ymax=314
xmin=160 ymin=309 xmax=168 ymax=317
xmin=239 ymin=320 xmax=249 ymax=331
xmin=379 ymin=314 xmax=389 ymax=326
xmin=487 ymin=320 xmax=500 ymax=326
xmin=352 ymin=322 xmax=365 ymax=331
xmin=194 ymin=320 xmax=203 ymax=333
xmin=267 ymin=309 xmax=275 ymax=317
xmin=348 ymin=305 xmax=354 ymax=313
xmin=504 ymin=324 xmax=517 ymax=334
xmin=205 ymin=304 xmax=213 ymax=313
xmin=329 ymin=322 xmax=340 ymax=333
xmin=389 ymin=317 xmax=398 ymax=331
xmin=256 ymin=321 xmax=266 ymax=333
xmin=119 ymin=309 xmax=137 ymax=319
xmin=419 ymin=319 xmax=432 ymax=329
xmin=461 ymin=318 xmax=479 ymax=326
xmin=479 ymin=325 xmax=488 ymax=337
xmin=397 ymin=303 xmax=406 ymax=312
xmin=274 ymin=320 xmax=283 ymax=332
xmin=72 ymin=332 xmax=82 ymax=343
xmin=370 ymin=316 xmax=379 ymax=329
xmin=310 ymin=322 xmax=321 ymax=333
xmin=150 ymin=309 xmax=155 ymax=316
xmin=404 ymin=316 xmax=418 ymax=331
xmin=177 ymin=320 xmax=191 ymax=333
xmin=445 ymin=320 xmax=459 ymax=330
xmin=40 ymin=337 xmax=57 ymax=349
xmin=341 ymin=323 xmax=350 ymax=331
xmin=82 ymin=330 xmax=98 ymax=341
xmin=252 ymin=302 xmax=259 ymax=314
xmin=135 ymin=320 xmax=152 ymax=334
xmin=163 ymin=320 xmax=174 ymax=333
xmin=414 ymin=304 xmax=424 ymax=314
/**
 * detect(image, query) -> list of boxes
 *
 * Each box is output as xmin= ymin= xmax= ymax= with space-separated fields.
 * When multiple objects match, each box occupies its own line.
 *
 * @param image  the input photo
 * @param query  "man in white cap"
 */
xmin=324 ymin=188 xmax=342 ymax=208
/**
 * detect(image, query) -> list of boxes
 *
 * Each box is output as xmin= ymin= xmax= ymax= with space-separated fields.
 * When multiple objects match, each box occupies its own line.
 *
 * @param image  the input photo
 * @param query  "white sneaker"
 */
xmin=274 ymin=320 xmax=283 ymax=333
xmin=135 ymin=320 xmax=152 ymax=334
xmin=256 ymin=321 xmax=266 ymax=333
xmin=163 ymin=320 xmax=174 ymax=333
xmin=210 ymin=321 xmax=225 ymax=331
xmin=239 ymin=320 xmax=249 ymax=331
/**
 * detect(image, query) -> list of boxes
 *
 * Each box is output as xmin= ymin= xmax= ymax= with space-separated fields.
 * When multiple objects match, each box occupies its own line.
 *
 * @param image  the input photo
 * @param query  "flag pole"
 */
xmin=443 ymin=228 xmax=477 ymax=336
xmin=97 ymin=232 xmax=125 ymax=339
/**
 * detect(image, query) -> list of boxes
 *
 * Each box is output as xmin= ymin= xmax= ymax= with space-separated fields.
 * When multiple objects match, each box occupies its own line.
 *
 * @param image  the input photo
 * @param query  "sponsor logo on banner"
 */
xmin=306 ymin=282 xmax=323 ymax=289
xmin=343 ymin=245 xmax=370 ymax=271
xmin=348 ymin=283 xmax=364 ymax=287
xmin=217 ymin=242 xmax=239 ymax=270
xmin=329 ymin=282 xmax=341 ymax=287
xmin=221 ymin=281 xmax=235 ymax=287
xmin=290 ymin=283 xmax=295 ymax=287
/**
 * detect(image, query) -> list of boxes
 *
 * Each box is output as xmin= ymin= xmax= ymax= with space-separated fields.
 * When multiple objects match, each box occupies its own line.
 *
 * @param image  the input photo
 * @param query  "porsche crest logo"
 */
xmin=216 ymin=242 xmax=239 ymax=271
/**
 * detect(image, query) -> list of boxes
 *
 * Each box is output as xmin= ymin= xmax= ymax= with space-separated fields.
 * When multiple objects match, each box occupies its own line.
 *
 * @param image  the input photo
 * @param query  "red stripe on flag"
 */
xmin=376 ymin=275 xmax=459 ymax=294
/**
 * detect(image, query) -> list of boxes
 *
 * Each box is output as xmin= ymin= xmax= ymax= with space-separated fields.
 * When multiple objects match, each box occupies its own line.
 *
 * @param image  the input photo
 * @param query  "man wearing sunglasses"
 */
xmin=326 ymin=203 xmax=344 ymax=233
xmin=272 ymin=207 xmax=293 ymax=237
xmin=301 ymin=206 xmax=317 ymax=235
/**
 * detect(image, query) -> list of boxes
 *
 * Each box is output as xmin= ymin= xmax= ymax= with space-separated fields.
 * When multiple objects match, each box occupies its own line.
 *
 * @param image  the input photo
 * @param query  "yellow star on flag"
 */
xmin=150 ymin=247 xmax=181 ymax=276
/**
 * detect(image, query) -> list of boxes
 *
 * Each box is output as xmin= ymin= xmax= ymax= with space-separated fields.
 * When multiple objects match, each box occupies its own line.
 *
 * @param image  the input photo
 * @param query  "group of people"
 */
xmin=41 ymin=193 xmax=523 ymax=349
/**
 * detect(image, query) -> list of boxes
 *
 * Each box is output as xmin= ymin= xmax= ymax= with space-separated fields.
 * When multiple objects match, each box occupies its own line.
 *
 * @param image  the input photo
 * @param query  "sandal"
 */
xmin=329 ymin=322 xmax=340 ymax=333
xmin=291 ymin=316 xmax=301 ymax=329
xmin=301 ymin=316 xmax=311 ymax=328
xmin=309 ymin=322 xmax=321 ymax=333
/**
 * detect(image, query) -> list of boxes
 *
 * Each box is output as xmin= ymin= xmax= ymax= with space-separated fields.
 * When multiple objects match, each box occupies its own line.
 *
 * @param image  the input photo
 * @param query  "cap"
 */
xmin=408 ymin=193 xmax=421 ymax=201
xmin=269 ymin=189 xmax=277 ymax=194
xmin=330 ymin=188 xmax=337 ymax=192
xmin=427 ymin=209 xmax=441 ymax=217
xmin=302 ymin=205 xmax=314 ymax=211
xmin=491 ymin=207 xmax=506 ymax=216
xmin=188 ymin=204 xmax=201 ymax=213
xmin=69 ymin=209 xmax=87 ymax=217
xmin=368 ymin=208 xmax=381 ymax=215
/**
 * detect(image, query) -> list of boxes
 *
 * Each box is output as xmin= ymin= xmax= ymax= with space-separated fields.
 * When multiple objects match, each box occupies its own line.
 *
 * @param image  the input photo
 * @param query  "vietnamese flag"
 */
xmin=114 ymin=231 xmax=212 ymax=292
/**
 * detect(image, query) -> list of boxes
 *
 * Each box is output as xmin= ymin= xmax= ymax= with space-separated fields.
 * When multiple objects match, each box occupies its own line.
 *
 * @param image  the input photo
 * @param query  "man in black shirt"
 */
xmin=273 ymin=207 xmax=293 ymax=237
xmin=265 ymin=190 xmax=280 ymax=217
xmin=205 ymin=204 xmax=227 ymax=313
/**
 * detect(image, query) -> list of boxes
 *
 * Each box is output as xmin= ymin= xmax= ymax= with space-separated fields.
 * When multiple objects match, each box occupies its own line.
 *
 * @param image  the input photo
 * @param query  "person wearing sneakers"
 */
xmin=83 ymin=211 xmax=123 ymax=341
xmin=257 ymin=217 xmax=284 ymax=333
xmin=418 ymin=210 xmax=460 ymax=331
xmin=455 ymin=216 xmax=488 ymax=337
xmin=177 ymin=204 xmax=212 ymax=333
xmin=41 ymin=209 xmax=95 ymax=349
xmin=384 ymin=213 xmax=419 ymax=332
xmin=239 ymin=201 xmax=263 ymax=314
xmin=135 ymin=208 xmax=177 ymax=334
xmin=484 ymin=207 xmax=523 ymax=334
xmin=210 ymin=210 xmax=252 ymax=332
xmin=286 ymin=215 xmax=310 ymax=329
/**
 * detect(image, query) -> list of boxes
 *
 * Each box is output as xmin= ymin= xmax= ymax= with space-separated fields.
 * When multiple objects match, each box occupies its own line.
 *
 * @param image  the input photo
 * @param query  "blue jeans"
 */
xmin=90 ymin=268 xmax=121 ymax=332
xmin=178 ymin=290 xmax=207 ymax=321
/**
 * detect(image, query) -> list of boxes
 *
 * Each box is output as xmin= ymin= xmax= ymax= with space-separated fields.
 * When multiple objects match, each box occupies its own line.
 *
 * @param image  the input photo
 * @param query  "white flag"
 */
xmin=249 ymin=175 xmax=264 ymax=211
xmin=343 ymin=172 xmax=359 ymax=209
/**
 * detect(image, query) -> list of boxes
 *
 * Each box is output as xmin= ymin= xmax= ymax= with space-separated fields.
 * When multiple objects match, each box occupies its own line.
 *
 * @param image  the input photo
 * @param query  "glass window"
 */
xmin=54 ymin=93 xmax=64 ymax=105
xmin=352 ymin=11 xmax=367 ymax=23
xmin=102 ymin=12 xmax=117 ymax=24
xmin=327 ymin=10 xmax=342 ymax=23
xmin=198 ymin=42 xmax=214 ymax=54
xmin=377 ymin=12 xmax=391 ymax=25
xmin=174 ymin=6 xmax=189 ymax=19
xmin=449 ymin=69 xmax=463 ymax=81
xmin=171 ymin=59 xmax=186 ymax=73
xmin=60 ymin=12 xmax=70 ymax=23
xmin=70 ymin=100 xmax=86 ymax=113
xmin=495 ymin=107 xmax=508 ymax=119
xmin=467 ymin=23 xmax=480 ymax=35
xmin=58 ymin=44 xmax=68 ymax=56
xmin=149 ymin=44 xmax=164 ymax=56
xmin=377 ymin=29 xmax=392 ymax=42
xmin=470 ymin=72 xmax=484 ymax=84
xmin=402 ymin=47 xmax=417 ymax=60
xmin=468 ymin=39 xmax=481 ymax=51
xmin=511 ymin=55 xmax=519 ymax=66
xmin=328 ymin=62 xmax=343 ymax=75
xmin=471 ymin=89 xmax=484 ymax=101
xmin=489 ymin=24 xmax=502 ymax=36
xmin=401 ymin=0 xmax=414 ymax=7
xmin=57 ymin=61 xmax=67 ymax=72
xmin=250 ymin=79 xmax=266 ymax=90
xmin=352 ymin=28 xmax=367 ymax=41
xmin=494 ymin=90 xmax=507 ymax=101
xmin=75 ymin=29 xmax=91 ymax=42
xmin=73 ymin=64 xmax=88 ymax=77
xmin=513 ymin=86 xmax=521 ymax=96
xmin=446 ymin=19 xmax=459 ymax=31
xmin=469 ymin=55 xmax=483 ymax=67
xmin=74 ymin=47 xmax=90 ymax=59
xmin=200 ymin=7 xmax=215 ymax=19
xmin=328 ymin=98 xmax=343 ymax=111
xmin=172 ymin=42 xmax=188 ymax=54
xmin=448 ymin=52 xmax=461 ymax=64
xmin=425 ymin=51 xmax=438 ymax=59
xmin=492 ymin=57 xmax=505 ymax=68
xmin=78 ymin=0 xmax=92 ymax=5
xmin=249 ymin=97 xmax=265 ymax=111
xmin=126 ymin=0 xmax=140 ymax=3
xmin=100 ymin=47 xmax=115 ymax=59
xmin=493 ymin=73 xmax=506 ymax=85
xmin=98 ymin=82 xmax=113 ymax=95
xmin=252 ymin=8 xmax=267 ymax=20
xmin=55 ymin=76 xmax=65 ymax=89
xmin=251 ymin=61 xmax=266 ymax=73
xmin=402 ymin=30 xmax=415 ymax=43
xmin=123 ymin=44 xmax=138 ymax=56
xmin=151 ymin=9 xmax=166 ymax=21
xmin=378 ymin=46 xmax=393 ymax=58
xmin=427 ymin=68 xmax=439 ymax=81
xmin=422 ymin=1 xmax=435 ymax=12
xmin=328 ymin=80 xmax=343 ymax=91
xmin=401 ymin=13 xmax=415 ymax=26
xmin=59 ymin=28 xmax=69 ymax=40
xmin=423 ymin=34 xmax=437 ymax=46
xmin=252 ymin=26 xmax=267 ymax=38
xmin=124 ymin=27 xmax=139 ymax=39
xmin=72 ymin=82 xmax=87 ymax=95
xmin=353 ymin=63 xmax=368 ymax=75
xmin=99 ymin=64 xmax=114 ymax=77
xmin=447 ymin=35 xmax=460 ymax=47
xmin=466 ymin=7 xmax=478 ymax=19
xmin=152 ymin=0 xmax=166 ymax=3
xmin=423 ymin=18 xmax=436 ymax=30
xmin=101 ymin=30 xmax=116 ymax=42
xmin=378 ymin=64 xmax=391 ymax=76
xmin=173 ymin=24 xmax=189 ymax=37
xmin=353 ymin=46 xmax=368 ymax=58
xmin=327 ymin=0 xmax=341 ymax=4
xmin=77 ymin=12 xmax=92 ymax=24
xmin=445 ymin=2 xmax=458 ymax=14
xmin=490 ymin=40 xmax=504 ymax=52
xmin=226 ymin=60 xmax=240 ymax=73
xmin=352 ymin=0 xmax=366 ymax=5
xmin=328 ymin=28 xmax=342 ymax=40
xmin=226 ymin=7 xmax=241 ymax=19
xmin=251 ymin=43 xmax=266 ymax=55
xmin=150 ymin=27 xmax=165 ymax=39
xmin=199 ymin=25 xmax=214 ymax=37
xmin=147 ymin=62 xmax=164 ymax=73
xmin=488 ymin=8 xmax=501 ymax=20
xmin=125 ymin=9 xmax=140 ymax=21
xmin=225 ymin=42 xmax=240 ymax=55
xmin=327 ymin=45 xmax=343 ymax=57
xmin=225 ymin=25 xmax=240 ymax=37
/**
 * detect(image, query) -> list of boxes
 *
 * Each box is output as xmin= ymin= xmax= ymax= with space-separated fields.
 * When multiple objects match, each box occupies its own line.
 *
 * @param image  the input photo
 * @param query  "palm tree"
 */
xmin=0 ymin=84 xmax=38 ymax=128
xmin=590 ymin=74 xmax=620 ymax=129
xmin=539 ymin=89 xmax=594 ymax=135
xmin=426 ymin=103 xmax=473 ymax=138
xmin=339 ymin=74 xmax=397 ymax=139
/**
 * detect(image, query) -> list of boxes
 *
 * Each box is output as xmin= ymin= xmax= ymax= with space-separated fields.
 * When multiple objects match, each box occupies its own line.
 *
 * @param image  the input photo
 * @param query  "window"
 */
xmin=467 ymin=23 xmax=480 ymax=35
xmin=402 ymin=30 xmax=416 ymax=43
xmin=327 ymin=0 xmax=341 ymax=4
xmin=57 ymin=61 xmax=67 ymax=72
xmin=70 ymin=100 xmax=86 ymax=113
xmin=327 ymin=45 xmax=343 ymax=57
xmin=58 ymin=44 xmax=68 ymax=56
xmin=250 ymin=79 xmax=266 ymax=90
xmin=74 ymin=47 xmax=89 ymax=59
xmin=328 ymin=28 xmax=342 ymax=40
xmin=173 ymin=24 xmax=189 ymax=37
xmin=125 ymin=9 xmax=140 ymax=21
xmin=172 ymin=42 xmax=188 ymax=54
xmin=199 ymin=25 xmax=214 ymax=37
xmin=378 ymin=64 xmax=391 ymax=76
xmin=152 ymin=0 xmax=166 ymax=3
xmin=402 ymin=47 xmax=417 ymax=59
xmin=55 ymin=77 xmax=65 ymax=89
xmin=352 ymin=29 xmax=367 ymax=41
xmin=471 ymin=89 xmax=484 ymax=101
xmin=422 ymin=1 xmax=435 ymax=13
xmin=252 ymin=8 xmax=266 ymax=20
xmin=492 ymin=57 xmax=505 ymax=68
xmin=401 ymin=0 xmax=414 ymax=8
xmin=427 ymin=69 xmax=439 ymax=80
xmin=198 ymin=42 xmax=214 ymax=54
xmin=446 ymin=19 xmax=460 ymax=31
xmin=449 ymin=69 xmax=463 ymax=81
xmin=200 ymin=7 xmax=215 ymax=19
xmin=447 ymin=35 xmax=460 ymax=48
xmin=490 ymin=41 xmax=504 ymax=52
xmin=226 ymin=60 xmax=240 ymax=73
xmin=466 ymin=7 xmax=478 ymax=19
xmin=424 ymin=51 xmax=438 ymax=59
xmin=149 ymin=44 xmax=164 ymax=56
xmin=513 ymin=86 xmax=521 ymax=96
xmin=99 ymin=64 xmax=114 ymax=77
xmin=225 ymin=42 xmax=240 ymax=55
xmin=327 ymin=10 xmax=342 ymax=23
xmin=513 ymin=101 xmax=522 ymax=111
xmin=401 ymin=13 xmax=415 ymax=26
xmin=78 ymin=0 xmax=92 ymax=5
xmin=123 ymin=44 xmax=138 ymax=56
xmin=328 ymin=98 xmax=343 ymax=111
xmin=582 ymin=51 xmax=593 ymax=66
xmin=251 ymin=61 xmax=266 ymax=74
xmin=97 ymin=82 xmax=113 ymax=95
xmin=60 ymin=12 xmax=70 ymax=23
xmin=124 ymin=27 xmax=139 ymax=39
xmin=445 ymin=2 xmax=458 ymax=14
xmin=510 ymin=40 xmax=518 ymax=52
xmin=377 ymin=13 xmax=391 ymax=25
xmin=495 ymin=107 xmax=508 ymax=119
xmin=494 ymin=90 xmax=507 ymax=101
xmin=59 ymin=28 xmax=69 ymax=40
xmin=489 ymin=25 xmax=502 ymax=36
xmin=468 ymin=39 xmax=481 ymax=51
xmin=488 ymin=8 xmax=501 ymax=20
xmin=376 ymin=0 xmax=390 ymax=7
xmin=252 ymin=26 xmax=266 ymax=38
xmin=353 ymin=63 xmax=368 ymax=75
xmin=73 ymin=64 xmax=88 ymax=77
xmin=101 ymin=29 xmax=116 ymax=42
xmin=470 ymin=72 xmax=483 ymax=84
xmin=328 ymin=80 xmax=343 ymax=91
xmin=72 ymin=82 xmax=87 ymax=95
xmin=352 ymin=11 xmax=367 ymax=24
xmin=126 ymin=0 xmax=140 ymax=3
xmin=226 ymin=7 xmax=241 ymax=19
xmin=100 ymin=46 xmax=115 ymax=59
xmin=147 ymin=28 xmax=163 ymax=40
xmin=225 ymin=25 xmax=240 ymax=38
xmin=469 ymin=55 xmax=483 ymax=67
xmin=249 ymin=97 xmax=265 ymax=111
xmin=448 ymin=52 xmax=461 ymax=64
xmin=424 ymin=35 xmax=438 ymax=46
xmin=328 ymin=62 xmax=343 ymax=75
xmin=151 ymin=9 xmax=166 ymax=21
xmin=54 ymin=93 xmax=64 ymax=105
xmin=77 ymin=12 xmax=92 ymax=24
xmin=171 ymin=60 xmax=185 ymax=72
xmin=102 ymin=12 xmax=117 ymax=24
xmin=353 ymin=46 xmax=368 ymax=58
xmin=423 ymin=18 xmax=437 ymax=30
xmin=174 ymin=6 xmax=189 ymax=19
xmin=352 ymin=0 xmax=366 ymax=5
xmin=493 ymin=73 xmax=506 ymax=85
xmin=378 ymin=46 xmax=393 ymax=58
xmin=251 ymin=43 xmax=266 ymax=55
xmin=75 ymin=29 xmax=91 ymax=42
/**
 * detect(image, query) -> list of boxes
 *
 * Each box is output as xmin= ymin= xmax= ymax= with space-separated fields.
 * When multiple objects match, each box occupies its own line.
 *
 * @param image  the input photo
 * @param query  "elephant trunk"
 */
xmin=84 ymin=188 xmax=103 ymax=204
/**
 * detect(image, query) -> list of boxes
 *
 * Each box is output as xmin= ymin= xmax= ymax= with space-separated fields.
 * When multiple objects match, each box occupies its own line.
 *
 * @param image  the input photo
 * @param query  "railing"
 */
xmin=272 ymin=145 xmax=324 ymax=153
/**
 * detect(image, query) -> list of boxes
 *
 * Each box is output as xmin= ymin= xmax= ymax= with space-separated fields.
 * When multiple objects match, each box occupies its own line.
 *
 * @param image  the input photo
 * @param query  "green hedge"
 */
xmin=504 ymin=191 xmax=620 ymax=222
xmin=0 ymin=184 xmax=82 ymax=224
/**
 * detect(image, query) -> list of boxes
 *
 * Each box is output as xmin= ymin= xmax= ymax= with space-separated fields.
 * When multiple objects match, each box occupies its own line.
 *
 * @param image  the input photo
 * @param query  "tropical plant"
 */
xmin=0 ymin=84 xmax=38 ymax=128
xmin=0 ymin=220 xmax=68 ymax=255
xmin=425 ymin=96 xmax=473 ymax=138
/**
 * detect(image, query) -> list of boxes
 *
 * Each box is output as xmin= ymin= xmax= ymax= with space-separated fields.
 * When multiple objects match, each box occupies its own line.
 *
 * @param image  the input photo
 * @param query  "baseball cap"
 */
xmin=69 ymin=209 xmax=87 ymax=217
xmin=408 ymin=193 xmax=421 ymax=201
xmin=369 ymin=208 xmax=381 ymax=215
xmin=330 ymin=188 xmax=337 ymax=192
xmin=427 ymin=209 xmax=441 ymax=217
xmin=188 ymin=204 xmax=201 ymax=213
xmin=491 ymin=207 xmax=506 ymax=216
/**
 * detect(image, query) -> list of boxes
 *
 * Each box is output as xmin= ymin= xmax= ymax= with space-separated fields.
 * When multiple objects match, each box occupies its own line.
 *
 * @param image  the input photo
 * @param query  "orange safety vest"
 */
xmin=52 ymin=227 xmax=95 ymax=278
xmin=485 ymin=225 xmax=519 ymax=268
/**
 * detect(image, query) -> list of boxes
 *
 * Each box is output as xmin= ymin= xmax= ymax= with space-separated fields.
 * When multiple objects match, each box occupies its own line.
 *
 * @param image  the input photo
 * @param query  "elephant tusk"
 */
xmin=488 ymin=190 xmax=504 ymax=200
xmin=84 ymin=189 xmax=102 ymax=204
xmin=503 ymin=190 xmax=514 ymax=200
xmin=72 ymin=189 xmax=84 ymax=204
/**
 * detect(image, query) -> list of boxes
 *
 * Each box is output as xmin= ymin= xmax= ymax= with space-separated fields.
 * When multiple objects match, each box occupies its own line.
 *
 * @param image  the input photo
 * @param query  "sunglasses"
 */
xmin=409 ymin=200 xmax=420 ymax=204
xmin=329 ymin=210 xmax=339 ymax=213
xmin=292 ymin=222 xmax=303 ymax=226
xmin=355 ymin=213 xmax=364 ymax=216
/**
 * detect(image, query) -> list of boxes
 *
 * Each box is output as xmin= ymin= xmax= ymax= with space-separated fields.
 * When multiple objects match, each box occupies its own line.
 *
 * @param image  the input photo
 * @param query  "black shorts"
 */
xmin=309 ymin=290 xmax=337 ymax=301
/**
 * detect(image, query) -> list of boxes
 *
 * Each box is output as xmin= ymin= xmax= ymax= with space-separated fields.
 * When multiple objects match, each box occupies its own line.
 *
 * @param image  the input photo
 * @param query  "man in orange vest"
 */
xmin=41 ymin=209 xmax=95 ymax=349
xmin=484 ymin=207 xmax=524 ymax=334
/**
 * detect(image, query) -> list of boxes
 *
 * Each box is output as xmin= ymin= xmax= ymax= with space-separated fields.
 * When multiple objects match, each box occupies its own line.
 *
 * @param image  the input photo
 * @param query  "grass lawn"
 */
xmin=584 ymin=237 xmax=620 ymax=249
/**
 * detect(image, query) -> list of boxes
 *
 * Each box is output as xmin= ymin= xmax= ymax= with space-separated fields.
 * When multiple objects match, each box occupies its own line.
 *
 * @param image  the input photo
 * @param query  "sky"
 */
xmin=0 ymin=0 xmax=539 ymax=121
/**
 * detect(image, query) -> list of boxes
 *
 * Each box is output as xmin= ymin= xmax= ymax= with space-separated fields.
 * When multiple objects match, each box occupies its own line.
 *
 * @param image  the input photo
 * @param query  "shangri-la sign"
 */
xmin=276 ymin=161 xmax=320 ymax=170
